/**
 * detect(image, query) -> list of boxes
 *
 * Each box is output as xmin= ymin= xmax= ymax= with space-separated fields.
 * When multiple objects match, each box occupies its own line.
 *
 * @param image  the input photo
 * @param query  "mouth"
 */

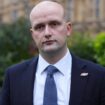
xmin=43 ymin=40 xmax=56 ymax=45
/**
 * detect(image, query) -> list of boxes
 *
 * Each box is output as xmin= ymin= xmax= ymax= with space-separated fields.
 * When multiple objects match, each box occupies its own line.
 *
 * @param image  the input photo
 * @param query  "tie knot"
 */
xmin=46 ymin=65 xmax=58 ymax=76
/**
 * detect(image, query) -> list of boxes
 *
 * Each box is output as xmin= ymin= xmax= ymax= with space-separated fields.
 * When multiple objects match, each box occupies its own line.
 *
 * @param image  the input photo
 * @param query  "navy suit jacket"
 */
xmin=1 ymin=54 xmax=105 ymax=105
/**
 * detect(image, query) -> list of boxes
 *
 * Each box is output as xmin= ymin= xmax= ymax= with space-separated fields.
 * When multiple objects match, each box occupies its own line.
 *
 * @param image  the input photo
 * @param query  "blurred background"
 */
xmin=0 ymin=0 xmax=105 ymax=93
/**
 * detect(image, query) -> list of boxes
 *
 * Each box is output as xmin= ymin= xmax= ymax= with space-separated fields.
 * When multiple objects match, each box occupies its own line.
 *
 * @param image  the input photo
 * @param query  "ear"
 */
xmin=30 ymin=28 xmax=34 ymax=36
xmin=30 ymin=28 xmax=33 ymax=34
xmin=66 ymin=22 xmax=72 ymax=37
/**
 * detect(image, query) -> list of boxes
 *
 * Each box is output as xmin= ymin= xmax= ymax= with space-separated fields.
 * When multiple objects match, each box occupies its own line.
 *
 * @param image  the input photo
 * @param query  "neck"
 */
xmin=40 ymin=47 xmax=68 ymax=64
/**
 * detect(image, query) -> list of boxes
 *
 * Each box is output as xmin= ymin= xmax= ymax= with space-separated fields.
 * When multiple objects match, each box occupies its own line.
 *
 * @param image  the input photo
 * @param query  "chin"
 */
xmin=43 ymin=47 xmax=59 ymax=53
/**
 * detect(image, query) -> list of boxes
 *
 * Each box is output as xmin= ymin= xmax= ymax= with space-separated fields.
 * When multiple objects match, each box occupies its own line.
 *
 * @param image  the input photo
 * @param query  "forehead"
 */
xmin=30 ymin=1 xmax=64 ymax=25
xmin=33 ymin=10 xmax=63 ymax=25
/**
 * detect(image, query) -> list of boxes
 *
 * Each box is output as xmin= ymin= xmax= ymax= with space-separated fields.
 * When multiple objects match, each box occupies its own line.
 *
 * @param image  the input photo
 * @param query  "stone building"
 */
xmin=0 ymin=0 xmax=36 ymax=23
xmin=0 ymin=0 xmax=105 ymax=31
xmin=66 ymin=0 xmax=105 ymax=31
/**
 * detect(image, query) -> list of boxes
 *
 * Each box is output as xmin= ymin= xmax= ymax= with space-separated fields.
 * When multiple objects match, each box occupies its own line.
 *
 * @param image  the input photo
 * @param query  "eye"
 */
xmin=49 ymin=21 xmax=61 ymax=27
xmin=34 ymin=24 xmax=45 ymax=31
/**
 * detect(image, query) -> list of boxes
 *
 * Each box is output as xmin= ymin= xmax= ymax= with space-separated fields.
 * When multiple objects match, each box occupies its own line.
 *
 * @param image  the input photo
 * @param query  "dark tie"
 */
xmin=43 ymin=65 xmax=58 ymax=105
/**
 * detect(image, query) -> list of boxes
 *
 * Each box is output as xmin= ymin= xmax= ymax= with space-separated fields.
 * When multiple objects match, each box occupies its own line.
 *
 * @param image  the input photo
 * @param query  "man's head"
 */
xmin=30 ymin=0 xmax=72 ymax=61
xmin=30 ymin=0 xmax=66 ymax=25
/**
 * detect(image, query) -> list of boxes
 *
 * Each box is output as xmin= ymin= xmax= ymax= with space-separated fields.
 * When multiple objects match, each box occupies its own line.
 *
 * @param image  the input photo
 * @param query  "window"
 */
xmin=11 ymin=9 xmax=18 ymax=22
xmin=96 ymin=0 xmax=99 ymax=18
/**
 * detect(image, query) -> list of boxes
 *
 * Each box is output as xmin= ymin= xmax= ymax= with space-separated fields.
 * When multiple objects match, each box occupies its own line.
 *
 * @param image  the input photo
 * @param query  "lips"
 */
xmin=43 ymin=40 xmax=56 ymax=45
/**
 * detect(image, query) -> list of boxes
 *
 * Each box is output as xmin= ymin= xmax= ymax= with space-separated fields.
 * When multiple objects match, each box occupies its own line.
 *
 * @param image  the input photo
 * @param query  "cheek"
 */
xmin=57 ymin=29 xmax=68 ymax=42
xmin=57 ymin=29 xmax=68 ymax=39
xmin=55 ymin=33 xmax=67 ymax=44
xmin=32 ymin=32 xmax=41 ymax=45
xmin=57 ymin=25 xmax=67 ymax=35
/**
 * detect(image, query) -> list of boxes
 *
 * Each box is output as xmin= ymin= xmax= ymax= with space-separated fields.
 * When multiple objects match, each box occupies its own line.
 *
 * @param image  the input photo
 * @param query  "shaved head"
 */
xmin=29 ymin=0 xmax=65 ymax=25
xmin=29 ymin=0 xmax=72 ymax=63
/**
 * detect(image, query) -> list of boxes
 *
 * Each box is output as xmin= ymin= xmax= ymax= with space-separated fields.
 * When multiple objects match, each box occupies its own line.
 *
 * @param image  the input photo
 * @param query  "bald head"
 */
xmin=29 ymin=1 xmax=65 ymax=25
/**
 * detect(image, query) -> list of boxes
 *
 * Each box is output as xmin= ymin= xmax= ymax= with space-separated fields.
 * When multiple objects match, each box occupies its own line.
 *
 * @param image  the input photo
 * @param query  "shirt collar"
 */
xmin=54 ymin=49 xmax=72 ymax=76
xmin=37 ymin=49 xmax=72 ymax=76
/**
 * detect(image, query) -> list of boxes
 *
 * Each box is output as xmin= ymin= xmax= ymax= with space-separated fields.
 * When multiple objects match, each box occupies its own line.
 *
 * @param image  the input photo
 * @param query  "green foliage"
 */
xmin=0 ymin=18 xmax=34 ymax=86
xmin=68 ymin=32 xmax=96 ymax=62
xmin=0 ymin=18 xmax=105 ymax=87
xmin=68 ymin=31 xmax=105 ymax=66
xmin=93 ymin=32 xmax=105 ymax=66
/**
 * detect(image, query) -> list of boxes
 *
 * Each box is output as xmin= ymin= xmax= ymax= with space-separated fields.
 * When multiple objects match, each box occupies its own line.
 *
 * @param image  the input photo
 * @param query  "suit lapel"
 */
xmin=17 ymin=54 xmax=89 ymax=105
xmin=69 ymin=54 xmax=89 ymax=105
xmin=20 ymin=57 xmax=38 ymax=105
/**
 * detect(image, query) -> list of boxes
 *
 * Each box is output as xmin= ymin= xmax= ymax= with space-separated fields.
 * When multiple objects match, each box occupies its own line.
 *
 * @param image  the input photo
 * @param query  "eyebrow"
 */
xmin=33 ymin=19 xmax=62 ymax=26
xmin=33 ymin=22 xmax=44 ymax=28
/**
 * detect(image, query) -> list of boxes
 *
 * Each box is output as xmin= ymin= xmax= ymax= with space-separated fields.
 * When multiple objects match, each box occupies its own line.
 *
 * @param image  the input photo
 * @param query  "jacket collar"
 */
xmin=69 ymin=53 xmax=90 ymax=105
xmin=20 ymin=56 xmax=38 ymax=105
xmin=19 ymin=54 xmax=90 ymax=105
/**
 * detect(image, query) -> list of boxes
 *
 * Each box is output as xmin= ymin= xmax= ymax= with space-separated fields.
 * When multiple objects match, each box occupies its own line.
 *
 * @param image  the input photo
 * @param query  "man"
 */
xmin=1 ymin=0 xmax=105 ymax=105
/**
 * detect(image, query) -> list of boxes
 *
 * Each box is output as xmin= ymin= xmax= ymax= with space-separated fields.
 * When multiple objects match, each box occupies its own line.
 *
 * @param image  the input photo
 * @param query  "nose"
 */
xmin=44 ymin=25 xmax=52 ymax=38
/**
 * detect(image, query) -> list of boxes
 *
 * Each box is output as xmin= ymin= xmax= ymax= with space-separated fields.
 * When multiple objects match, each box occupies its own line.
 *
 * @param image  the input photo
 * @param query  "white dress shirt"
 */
xmin=33 ymin=49 xmax=72 ymax=105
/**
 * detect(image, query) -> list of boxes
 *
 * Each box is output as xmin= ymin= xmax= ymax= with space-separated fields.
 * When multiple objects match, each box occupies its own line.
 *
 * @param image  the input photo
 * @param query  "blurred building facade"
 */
xmin=66 ymin=0 xmax=105 ymax=31
xmin=0 ymin=0 xmax=35 ymax=23
xmin=0 ymin=0 xmax=105 ymax=31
